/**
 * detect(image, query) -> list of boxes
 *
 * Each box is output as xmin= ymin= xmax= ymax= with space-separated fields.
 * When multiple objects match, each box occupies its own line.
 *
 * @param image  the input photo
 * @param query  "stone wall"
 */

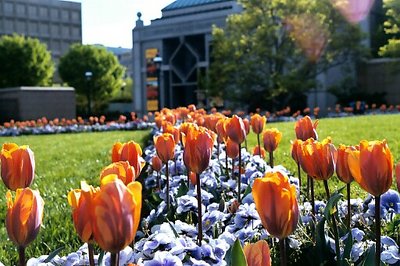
xmin=0 ymin=87 xmax=75 ymax=122
xmin=358 ymin=58 xmax=400 ymax=105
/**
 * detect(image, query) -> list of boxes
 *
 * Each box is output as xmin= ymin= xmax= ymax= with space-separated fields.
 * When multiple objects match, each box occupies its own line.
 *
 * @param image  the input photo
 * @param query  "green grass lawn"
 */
xmin=0 ymin=114 xmax=399 ymax=263
xmin=0 ymin=130 xmax=150 ymax=265
xmin=247 ymin=114 xmax=400 ymax=201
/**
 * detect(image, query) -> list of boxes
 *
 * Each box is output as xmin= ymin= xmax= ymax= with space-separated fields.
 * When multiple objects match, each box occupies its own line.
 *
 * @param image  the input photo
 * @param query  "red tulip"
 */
xmin=252 ymin=145 xmax=266 ymax=158
xmin=151 ymin=155 xmax=163 ymax=172
xmin=1 ymin=143 xmax=35 ymax=190
xmin=226 ymin=138 xmax=239 ymax=159
xmin=262 ymin=128 xmax=282 ymax=153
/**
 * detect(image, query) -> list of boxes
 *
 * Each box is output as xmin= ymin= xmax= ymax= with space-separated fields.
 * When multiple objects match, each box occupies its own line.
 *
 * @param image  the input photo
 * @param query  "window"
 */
xmin=62 ymin=26 xmax=70 ymax=36
xmin=16 ymin=21 xmax=26 ymax=32
xmin=16 ymin=4 xmax=26 ymax=16
xmin=71 ymin=11 xmax=80 ymax=22
xmin=4 ymin=2 xmax=13 ymax=14
xmin=40 ymin=23 xmax=49 ymax=36
xmin=61 ymin=10 xmax=69 ymax=21
xmin=51 ymin=8 xmax=59 ymax=20
xmin=72 ymin=27 xmax=80 ymax=38
xmin=51 ymin=24 xmax=59 ymax=36
xmin=4 ymin=19 xmax=13 ymax=32
xmin=29 ymin=22 xmax=38 ymax=34
xmin=28 ymin=5 xmax=37 ymax=17
xmin=39 ymin=7 xmax=48 ymax=17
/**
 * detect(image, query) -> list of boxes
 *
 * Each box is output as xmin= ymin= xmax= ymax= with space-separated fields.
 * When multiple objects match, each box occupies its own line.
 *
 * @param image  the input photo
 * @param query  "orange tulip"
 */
xmin=154 ymin=133 xmax=176 ymax=163
xmin=216 ymin=118 xmax=228 ymax=143
xmin=68 ymin=182 xmax=98 ymax=242
xmin=100 ymin=161 xmax=136 ymax=185
xmin=290 ymin=139 xmax=303 ymax=164
xmin=299 ymin=138 xmax=337 ymax=181
xmin=294 ymin=116 xmax=318 ymax=141
xmin=1 ymin=143 xmax=35 ymax=190
xmin=243 ymin=240 xmax=272 ymax=266
xmin=112 ymin=141 xmax=145 ymax=177
xmin=224 ymin=115 xmax=246 ymax=144
xmin=252 ymin=171 xmax=299 ymax=239
xmin=92 ymin=175 xmax=142 ymax=253
xmin=262 ymin=128 xmax=282 ymax=153
xmin=183 ymin=126 xmax=215 ymax=174
xmin=250 ymin=114 xmax=267 ymax=134
xmin=226 ymin=138 xmax=239 ymax=159
xmin=151 ymin=155 xmax=163 ymax=172
xmin=6 ymin=188 xmax=44 ymax=247
xmin=162 ymin=122 xmax=180 ymax=144
xmin=348 ymin=140 xmax=393 ymax=197
xmin=243 ymin=118 xmax=250 ymax=136
xmin=336 ymin=145 xmax=358 ymax=184
xmin=252 ymin=145 xmax=266 ymax=158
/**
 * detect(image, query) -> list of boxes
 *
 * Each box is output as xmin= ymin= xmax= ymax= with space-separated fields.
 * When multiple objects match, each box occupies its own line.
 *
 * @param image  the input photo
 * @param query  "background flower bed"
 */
xmin=1 ymin=114 xmax=400 ymax=264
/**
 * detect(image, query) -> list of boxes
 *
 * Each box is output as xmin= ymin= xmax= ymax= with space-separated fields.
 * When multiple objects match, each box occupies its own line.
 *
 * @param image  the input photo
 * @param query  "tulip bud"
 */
xmin=226 ymin=138 xmax=239 ymax=159
xmin=294 ymin=116 xmax=318 ymax=141
xmin=243 ymin=240 xmax=271 ymax=266
xmin=1 ymin=143 xmax=35 ymax=191
xmin=92 ymin=175 xmax=142 ymax=253
xmin=224 ymin=115 xmax=246 ymax=144
xmin=336 ymin=145 xmax=358 ymax=184
xmin=348 ymin=140 xmax=393 ymax=197
xmin=151 ymin=155 xmax=163 ymax=172
xmin=250 ymin=114 xmax=266 ymax=135
xmin=68 ymin=182 xmax=98 ymax=242
xmin=6 ymin=188 xmax=44 ymax=247
xmin=253 ymin=172 xmax=299 ymax=239
xmin=262 ymin=128 xmax=282 ymax=153
xmin=154 ymin=133 xmax=176 ymax=163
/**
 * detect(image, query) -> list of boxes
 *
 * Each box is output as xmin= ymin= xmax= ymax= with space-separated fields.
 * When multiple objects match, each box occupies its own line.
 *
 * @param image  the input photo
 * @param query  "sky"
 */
xmin=70 ymin=0 xmax=174 ymax=48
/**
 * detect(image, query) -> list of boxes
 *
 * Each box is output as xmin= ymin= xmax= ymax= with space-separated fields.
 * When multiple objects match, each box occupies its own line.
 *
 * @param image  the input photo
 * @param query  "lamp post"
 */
xmin=153 ymin=54 xmax=162 ymax=111
xmin=85 ymin=71 xmax=93 ymax=115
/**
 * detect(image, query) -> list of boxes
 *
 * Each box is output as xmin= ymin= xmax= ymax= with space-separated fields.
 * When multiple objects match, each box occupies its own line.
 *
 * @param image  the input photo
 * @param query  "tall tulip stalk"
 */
xmin=183 ymin=125 xmax=215 ymax=245
xmin=225 ymin=115 xmax=246 ymax=202
xmin=154 ymin=133 xmax=176 ymax=211
xmin=252 ymin=172 xmax=299 ymax=266
xmin=348 ymin=140 xmax=393 ymax=266
xmin=6 ymin=188 xmax=44 ymax=266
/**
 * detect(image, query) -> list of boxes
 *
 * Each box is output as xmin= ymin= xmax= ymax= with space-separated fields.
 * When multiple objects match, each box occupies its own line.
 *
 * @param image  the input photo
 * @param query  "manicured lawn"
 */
xmin=0 ymin=130 xmax=150 ymax=265
xmin=247 ymin=114 xmax=400 ymax=201
xmin=0 ymin=114 xmax=399 ymax=264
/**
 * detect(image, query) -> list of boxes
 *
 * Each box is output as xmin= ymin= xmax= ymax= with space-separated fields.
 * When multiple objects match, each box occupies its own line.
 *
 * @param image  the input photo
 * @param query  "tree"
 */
xmin=208 ymin=0 xmax=365 ymax=111
xmin=379 ymin=0 xmax=400 ymax=57
xmin=0 ymin=34 xmax=54 ymax=88
xmin=58 ymin=44 xmax=125 ymax=115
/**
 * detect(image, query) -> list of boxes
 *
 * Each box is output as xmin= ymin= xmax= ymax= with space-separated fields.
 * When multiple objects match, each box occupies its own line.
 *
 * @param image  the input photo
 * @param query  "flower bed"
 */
xmin=2 ymin=106 xmax=400 ymax=265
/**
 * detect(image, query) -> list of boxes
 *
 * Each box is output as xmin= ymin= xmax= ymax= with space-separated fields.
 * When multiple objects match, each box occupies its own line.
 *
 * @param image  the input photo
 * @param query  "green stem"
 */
xmin=225 ymin=149 xmax=229 ymax=178
xmin=269 ymin=151 xmax=274 ymax=168
xmin=238 ymin=143 xmax=242 ymax=203
xmin=166 ymin=162 xmax=170 ymax=212
xmin=375 ymin=195 xmax=381 ymax=266
xmin=18 ymin=246 xmax=25 ymax=266
xmin=257 ymin=133 xmax=260 ymax=153
xmin=110 ymin=252 xmax=118 ymax=266
xmin=307 ymin=175 xmax=311 ymax=199
xmin=88 ymin=243 xmax=95 ymax=266
xmin=196 ymin=173 xmax=203 ymax=245
xmin=347 ymin=183 xmax=351 ymax=229
xmin=297 ymin=162 xmax=302 ymax=196
xmin=324 ymin=180 xmax=340 ymax=263
xmin=279 ymin=238 xmax=287 ymax=266
xmin=310 ymin=176 xmax=315 ymax=242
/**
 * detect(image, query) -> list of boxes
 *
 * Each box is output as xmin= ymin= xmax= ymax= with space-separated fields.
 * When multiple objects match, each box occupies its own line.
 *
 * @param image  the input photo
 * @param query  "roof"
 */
xmin=162 ymin=0 xmax=231 ymax=11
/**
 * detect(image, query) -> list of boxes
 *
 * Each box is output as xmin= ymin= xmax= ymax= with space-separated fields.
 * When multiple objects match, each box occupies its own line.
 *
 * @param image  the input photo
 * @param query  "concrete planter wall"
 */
xmin=0 ymin=87 xmax=76 ymax=122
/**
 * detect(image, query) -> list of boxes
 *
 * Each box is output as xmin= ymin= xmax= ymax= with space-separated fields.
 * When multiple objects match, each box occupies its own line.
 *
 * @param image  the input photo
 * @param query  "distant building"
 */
xmin=97 ymin=45 xmax=133 ymax=79
xmin=0 ymin=0 xmax=82 ymax=65
xmin=132 ymin=0 xmax=241 ymax=115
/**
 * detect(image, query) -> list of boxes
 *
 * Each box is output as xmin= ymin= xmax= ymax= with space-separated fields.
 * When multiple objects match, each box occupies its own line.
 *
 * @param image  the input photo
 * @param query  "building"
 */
xmin=100 ymin=45 xmax=133 ymax=79
xmin=0 ymin=0 xmax=82 ymax=65
xmin=132 ymin=0 xmax=241 ymax=115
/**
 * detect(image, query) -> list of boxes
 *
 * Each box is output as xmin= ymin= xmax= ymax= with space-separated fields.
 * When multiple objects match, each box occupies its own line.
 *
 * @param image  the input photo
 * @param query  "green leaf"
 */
xmin=324 ymin=192 xmax=343 ymax=221
xmin=342 ymin=230 xmax=353 ymax=266
xmin=359 ymin=244 xmax=376 ymax=266
xmin=231 ymin=238 xmax=248 ymax=266
xmin=242 ymin=183 xmax=252 ymax=199
xmin=44 ymin=246 xmax=64 ymax=263
xmin=177 ymin=180 xmax=189 ymax=197
xmin=167 ymin=219 xmax=180 ymax=238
